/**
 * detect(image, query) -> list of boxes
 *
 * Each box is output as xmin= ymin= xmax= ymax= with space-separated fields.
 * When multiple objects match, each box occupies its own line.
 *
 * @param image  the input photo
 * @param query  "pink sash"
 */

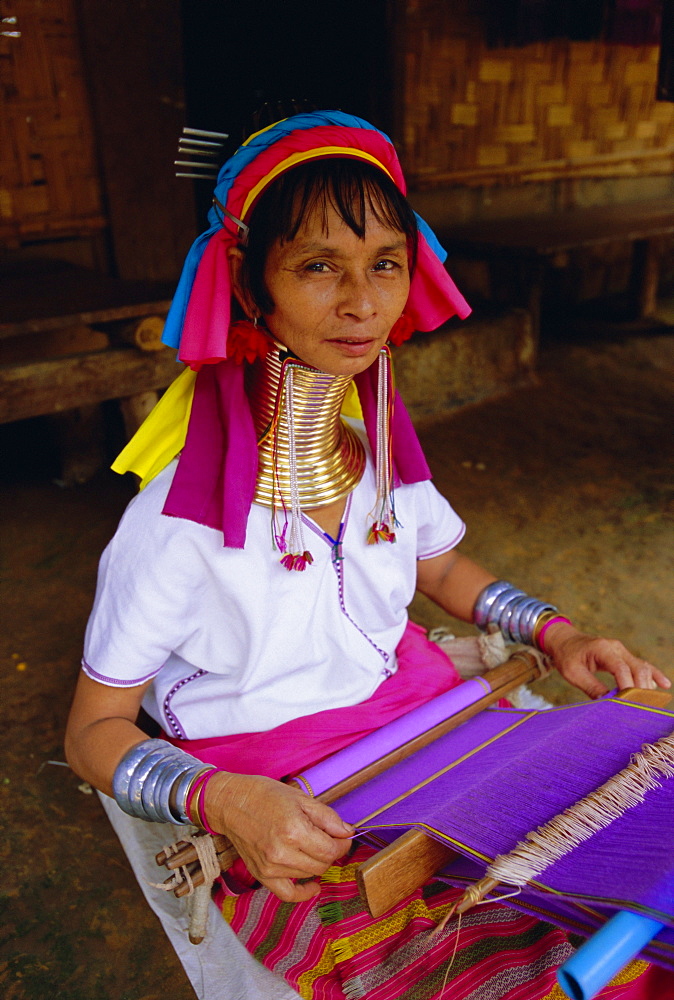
xmin=166 ymin=621 xmax=464 ymax=778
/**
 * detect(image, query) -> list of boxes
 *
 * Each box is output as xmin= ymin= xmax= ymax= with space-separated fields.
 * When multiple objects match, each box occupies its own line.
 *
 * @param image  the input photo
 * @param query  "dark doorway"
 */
xmin=180 ymin=0 xmax=394 ymax=216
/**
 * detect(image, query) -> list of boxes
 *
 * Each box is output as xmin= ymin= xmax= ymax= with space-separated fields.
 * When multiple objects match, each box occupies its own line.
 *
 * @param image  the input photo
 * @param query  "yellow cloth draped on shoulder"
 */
xmin=111 ymin=367 xmax=364 ymax=489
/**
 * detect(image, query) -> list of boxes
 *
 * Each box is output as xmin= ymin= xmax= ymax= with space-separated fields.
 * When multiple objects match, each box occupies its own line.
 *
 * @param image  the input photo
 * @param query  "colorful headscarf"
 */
xmin=117 ymin=111 xmax=471 ymax=547
xmin=162 ymin=110 xmax=470 ymax=368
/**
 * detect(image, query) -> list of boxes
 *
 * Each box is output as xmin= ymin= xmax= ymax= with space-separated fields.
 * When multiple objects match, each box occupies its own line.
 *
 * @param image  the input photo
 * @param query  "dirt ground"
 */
xmin=1 ymin=320 xmax=673 ymax=1000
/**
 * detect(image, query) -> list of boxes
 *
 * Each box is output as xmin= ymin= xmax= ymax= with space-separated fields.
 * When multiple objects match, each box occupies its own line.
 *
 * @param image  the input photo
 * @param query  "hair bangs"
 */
xmin=242 ymin=158 xmax=417 ymax=315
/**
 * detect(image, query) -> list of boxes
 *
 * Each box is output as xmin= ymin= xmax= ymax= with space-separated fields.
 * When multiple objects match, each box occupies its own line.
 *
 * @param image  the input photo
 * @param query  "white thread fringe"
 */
xmin=485 ymin=731 xmax=674 ymax=889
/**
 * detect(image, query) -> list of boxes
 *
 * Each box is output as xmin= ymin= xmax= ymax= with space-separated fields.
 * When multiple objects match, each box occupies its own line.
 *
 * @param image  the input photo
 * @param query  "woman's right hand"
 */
xmin=204 ymin=772 xmax=355 ymax=902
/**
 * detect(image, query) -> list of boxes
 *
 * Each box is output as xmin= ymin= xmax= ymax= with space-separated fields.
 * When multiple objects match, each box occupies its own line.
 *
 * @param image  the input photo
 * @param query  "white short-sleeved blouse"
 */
xmin=83 ymin=435 xmax=465 ymax=740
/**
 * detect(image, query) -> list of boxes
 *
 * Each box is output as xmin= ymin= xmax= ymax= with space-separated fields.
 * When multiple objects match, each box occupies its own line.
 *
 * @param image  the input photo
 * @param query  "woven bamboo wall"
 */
xmin=0 ymin=0 xmax=105 ymax=246
xmin=397 ymin=1 xmax=674 ymax=189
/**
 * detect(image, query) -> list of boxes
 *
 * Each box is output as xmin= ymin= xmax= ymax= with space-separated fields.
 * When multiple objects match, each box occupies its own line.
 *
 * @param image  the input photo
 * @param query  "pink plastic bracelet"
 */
xmin=537 ymin=615 xmax=573 ymax=653
xmin=195 ymin=769 xmax=224 ymax=836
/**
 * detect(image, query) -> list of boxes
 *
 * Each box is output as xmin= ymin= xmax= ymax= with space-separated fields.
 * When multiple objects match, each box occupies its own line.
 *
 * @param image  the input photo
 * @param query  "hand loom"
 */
xmin=157 ymin=649 xmax=545 ymax=890
xmin=156 ymin=651 xmax=674 ymax=999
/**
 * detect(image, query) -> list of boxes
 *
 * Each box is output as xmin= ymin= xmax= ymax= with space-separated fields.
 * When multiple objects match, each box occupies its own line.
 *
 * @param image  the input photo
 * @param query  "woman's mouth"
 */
xmin=329 ymin=337 xmax=377 ymax=356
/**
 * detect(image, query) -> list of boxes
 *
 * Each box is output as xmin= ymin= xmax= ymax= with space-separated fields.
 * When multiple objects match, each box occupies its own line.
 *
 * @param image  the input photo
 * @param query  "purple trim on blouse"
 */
xmin=302 ymin=496 xmax=389 ymax=663
xmin=417 ymin=522 xmax=466 ymax=561
xmin=163 ymin=668 xmax=207 ymax=739
xmin=81 ymin=659 xmax=160 ymax=687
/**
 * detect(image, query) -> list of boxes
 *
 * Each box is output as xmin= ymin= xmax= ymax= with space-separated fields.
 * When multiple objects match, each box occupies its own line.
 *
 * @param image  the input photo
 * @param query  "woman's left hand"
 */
xmin=543 ymin=622 xmax=671 ymax=699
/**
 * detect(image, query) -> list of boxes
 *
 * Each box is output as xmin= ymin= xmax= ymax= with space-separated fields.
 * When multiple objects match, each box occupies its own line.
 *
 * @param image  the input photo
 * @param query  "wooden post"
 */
xmin=119 ymin=391 xmax=160 ymax=438
xmin=631 ymin=237 xmax=660 ymax=318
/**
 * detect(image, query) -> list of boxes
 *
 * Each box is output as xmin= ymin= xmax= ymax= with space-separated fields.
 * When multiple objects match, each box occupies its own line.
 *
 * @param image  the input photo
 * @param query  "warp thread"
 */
xmin=478 ymin=731 xmax=674 ymax=895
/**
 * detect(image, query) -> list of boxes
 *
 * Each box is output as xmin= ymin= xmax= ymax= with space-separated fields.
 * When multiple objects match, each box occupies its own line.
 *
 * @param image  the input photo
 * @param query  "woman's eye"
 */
xmin=372 ymin=259 xmax=400 ymax=272
xmin=305 ymin=261 xmax=330 ymax=272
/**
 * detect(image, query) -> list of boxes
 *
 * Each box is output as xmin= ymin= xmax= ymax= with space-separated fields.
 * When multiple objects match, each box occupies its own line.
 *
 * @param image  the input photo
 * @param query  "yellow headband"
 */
xmin=241 ymin=147 xmax=395 ymax=221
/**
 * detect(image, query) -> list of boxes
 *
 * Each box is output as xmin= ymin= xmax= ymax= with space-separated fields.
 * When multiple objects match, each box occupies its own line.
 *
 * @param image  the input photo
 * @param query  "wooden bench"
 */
xmin=438 ymin=196 xmax=674 ymax=340
xmin=0 ymin=262 xmax=184 ymax=482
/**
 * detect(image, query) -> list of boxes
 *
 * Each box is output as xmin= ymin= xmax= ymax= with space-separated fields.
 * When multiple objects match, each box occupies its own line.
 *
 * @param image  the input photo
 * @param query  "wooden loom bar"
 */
xmin=315 ymin=649 xmax=542 ymax=805
xmin=356 ymin=829 xmax=458 ymax=918
xmin=156 ymin=649 xmax=543 ymax=895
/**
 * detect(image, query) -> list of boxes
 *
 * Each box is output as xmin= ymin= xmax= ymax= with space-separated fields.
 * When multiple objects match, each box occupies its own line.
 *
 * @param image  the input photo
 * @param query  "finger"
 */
xmin=587 ymin=645 xmax=636 ymax=691
xmin=262 ymin=876 xmax=321 ymax=904
xmin=560 ymin=662 xmax=610 ymax=699
xmin=610 ymin=651 xmax=664 ymax=692
xmin=302 ymin=798 xmax=355 ymax=838
xmin=239 ymin=829 xmax=348 ymax=882
xmin=628 ymin=658 xmax=671 ymax=691
xmin=652 ymin=667 xmax=672 ymax=690
xmin=631 ymin=665 xmax=657 ymax=690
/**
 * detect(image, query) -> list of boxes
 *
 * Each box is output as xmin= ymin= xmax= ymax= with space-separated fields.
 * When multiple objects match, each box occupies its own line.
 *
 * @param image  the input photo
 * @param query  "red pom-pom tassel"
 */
xmin=387 ymin=314 xmax=416 ymax=346
xmin=227 ymin=320 xmax=272 ymax=365
xmin=280 ymin=550 xmax=314 ymax=571
xmin=367 ymin=522 xmax=397 ymax=545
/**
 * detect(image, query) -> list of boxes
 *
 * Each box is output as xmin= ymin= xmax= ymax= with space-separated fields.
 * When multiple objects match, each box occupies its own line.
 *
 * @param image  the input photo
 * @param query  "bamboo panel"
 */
xmin=397 ymin=0 xmax=674 ymax=188
xmin=0 ymin=0 xmax=105 ymax=245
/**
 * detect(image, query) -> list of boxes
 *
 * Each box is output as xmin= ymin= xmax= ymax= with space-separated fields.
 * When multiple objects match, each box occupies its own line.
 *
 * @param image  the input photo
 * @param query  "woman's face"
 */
xmin=261 ymin=202 xmax=411 ymax=377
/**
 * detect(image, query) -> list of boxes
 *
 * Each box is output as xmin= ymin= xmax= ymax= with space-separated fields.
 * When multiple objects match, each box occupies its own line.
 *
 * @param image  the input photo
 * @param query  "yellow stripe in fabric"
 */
xmin=241 ymin=148 xmax=394 ymax=219
xmin=111 ymin=367 xmax=196 ymax=487
xmin=354 ymin=712 xmax=537 ymax=827
xmin=241 ymin=118 xmax=289 ymax=146
xmin=331 ymin=897 xmax=437 ymax=961
xmin=321 ymin=862 xmax=362 ymax=884
xmin=219 ymin=894 xmax=238 ymax=924
xmin=608 ymin=697 xmax=674 ymax=718
xmin=296 ymin=941 xmax=337 ymax=998
xmin=540 ymin=959 xmax=650 ymax=999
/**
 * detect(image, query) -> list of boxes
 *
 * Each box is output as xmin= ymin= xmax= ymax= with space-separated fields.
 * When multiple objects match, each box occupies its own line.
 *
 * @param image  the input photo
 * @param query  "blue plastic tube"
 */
xmin=557 ymin=910 xmax=665 ymax=1000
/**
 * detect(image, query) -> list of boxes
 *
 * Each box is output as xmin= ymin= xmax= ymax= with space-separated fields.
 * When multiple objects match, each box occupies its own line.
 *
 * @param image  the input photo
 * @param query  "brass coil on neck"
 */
xmin=246 ymin=349 xmax=365 ymax=509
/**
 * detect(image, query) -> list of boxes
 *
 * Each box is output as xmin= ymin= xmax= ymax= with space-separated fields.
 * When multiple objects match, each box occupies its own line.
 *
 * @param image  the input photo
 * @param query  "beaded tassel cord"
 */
xmin=278 ymin=364 xmax=313 ymax=571
xmin=368 ymin=347 xmax=398 ymax=544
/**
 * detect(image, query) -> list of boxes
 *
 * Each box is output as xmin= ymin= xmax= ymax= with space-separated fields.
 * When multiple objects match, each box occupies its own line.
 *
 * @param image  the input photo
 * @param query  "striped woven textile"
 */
xmin=215 ymin=843 xmax=652 ymax=1000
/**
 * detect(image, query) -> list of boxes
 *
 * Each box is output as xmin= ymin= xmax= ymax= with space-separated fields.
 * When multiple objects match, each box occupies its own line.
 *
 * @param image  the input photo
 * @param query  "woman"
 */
xmin=66 ymin=110 xmax=670 ymax=999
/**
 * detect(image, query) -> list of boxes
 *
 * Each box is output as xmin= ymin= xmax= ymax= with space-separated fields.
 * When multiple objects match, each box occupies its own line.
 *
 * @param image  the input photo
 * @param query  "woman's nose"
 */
xmin=337 ymin=270 xmax=376 ymax=320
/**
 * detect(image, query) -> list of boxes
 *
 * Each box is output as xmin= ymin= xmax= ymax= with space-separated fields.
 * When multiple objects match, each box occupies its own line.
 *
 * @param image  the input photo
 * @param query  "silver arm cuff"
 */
xmin=473 ymin=581 xmax=558 ymax=646
xmin=112 ymin=738 xmax=215 ymax=824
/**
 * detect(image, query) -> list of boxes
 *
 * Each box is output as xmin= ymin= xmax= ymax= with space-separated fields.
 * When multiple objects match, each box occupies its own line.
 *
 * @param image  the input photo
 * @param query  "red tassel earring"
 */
xmin=227 ymin=316 xmax=272 ymax=365
xmin=387 ymin=313 xmax=416 ymax=346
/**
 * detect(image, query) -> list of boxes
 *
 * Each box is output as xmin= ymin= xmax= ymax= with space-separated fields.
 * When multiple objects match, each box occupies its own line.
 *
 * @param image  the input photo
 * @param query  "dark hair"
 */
xmin=240 ymin=158 xmax=418 ymax=315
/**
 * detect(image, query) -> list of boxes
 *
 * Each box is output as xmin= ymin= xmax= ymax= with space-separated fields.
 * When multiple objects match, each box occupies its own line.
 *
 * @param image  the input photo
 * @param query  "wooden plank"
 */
xmin=0 ymin=325 xmax=110 ymax=364
xmin=0 ymin=347 xmax=183 ymax=423
xmin=0 ymin=300 xmax=174 ymax=340
xmin=438 ymin=197 xmax=674 ymax=258
xmin=0 ymin=264 xmax=174 ymax=338
xmin=356 ymin=830 xmax=457 ymax=918
xmin=76 ymin=0 xmax=197 ymax=282
xmin=615 ymin=688 xmax=672 ymax=708
xmin=116 ymin=316 xmax=166 ymax=352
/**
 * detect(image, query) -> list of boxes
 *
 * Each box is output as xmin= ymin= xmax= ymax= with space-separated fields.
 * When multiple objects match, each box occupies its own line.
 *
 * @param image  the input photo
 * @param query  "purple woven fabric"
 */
xmin=331 ymin=699 xmax=674 ymax=967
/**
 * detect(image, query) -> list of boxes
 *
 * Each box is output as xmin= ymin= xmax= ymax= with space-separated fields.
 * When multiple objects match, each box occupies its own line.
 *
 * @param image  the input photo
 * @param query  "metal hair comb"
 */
xmin=174 ymin=127 xmax=229 ymax=180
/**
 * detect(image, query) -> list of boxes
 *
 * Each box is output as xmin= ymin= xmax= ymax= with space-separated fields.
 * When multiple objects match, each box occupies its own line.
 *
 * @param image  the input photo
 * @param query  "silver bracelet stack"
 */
xmin=473 ymin=579 xmax=558 ymax=646
xmin=111 ymin=738 xmax=215 ymax=824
